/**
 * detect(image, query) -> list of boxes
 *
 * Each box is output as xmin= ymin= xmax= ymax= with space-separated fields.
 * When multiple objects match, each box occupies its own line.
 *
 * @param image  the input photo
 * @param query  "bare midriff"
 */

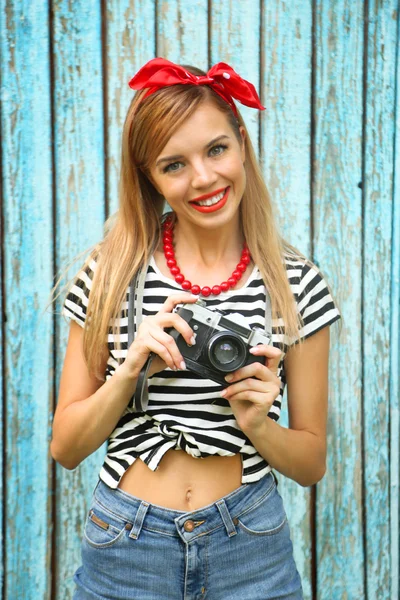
xmin=118 ymin=450 xmax=243 ymax=511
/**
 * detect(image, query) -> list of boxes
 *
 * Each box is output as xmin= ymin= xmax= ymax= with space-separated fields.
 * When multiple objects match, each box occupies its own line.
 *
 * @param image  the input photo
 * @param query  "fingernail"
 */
xmin=220 ymin=390 xmax=227 ymax=397
xmin=190 ymin=336 xmax=196 ymax=345
xmin=180 ymin=361 xmax=186 ymax=370
xmin=225 ymin=374 xmax=233 ymax=382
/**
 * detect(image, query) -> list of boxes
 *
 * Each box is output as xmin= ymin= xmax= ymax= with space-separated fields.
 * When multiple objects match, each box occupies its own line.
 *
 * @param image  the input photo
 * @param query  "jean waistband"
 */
xmin=92 ymin=471 xmax=277 ymax=542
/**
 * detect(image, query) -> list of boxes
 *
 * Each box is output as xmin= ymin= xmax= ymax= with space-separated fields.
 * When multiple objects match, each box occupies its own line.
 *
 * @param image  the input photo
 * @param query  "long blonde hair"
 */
xmin=49 ymin=64 xmax=341 ymax=381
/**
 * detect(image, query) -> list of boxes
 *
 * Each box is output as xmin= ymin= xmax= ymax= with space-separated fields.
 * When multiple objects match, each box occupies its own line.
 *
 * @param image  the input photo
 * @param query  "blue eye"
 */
xmin=163 ymin=161 xmax=183 ymax=173
xmin=209 ymin=144 xmax=228 ymax=156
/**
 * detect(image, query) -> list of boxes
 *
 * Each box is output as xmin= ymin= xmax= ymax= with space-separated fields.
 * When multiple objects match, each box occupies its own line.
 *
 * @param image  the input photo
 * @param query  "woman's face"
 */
xmin=149 ymin=101 xmax=246 ymax=229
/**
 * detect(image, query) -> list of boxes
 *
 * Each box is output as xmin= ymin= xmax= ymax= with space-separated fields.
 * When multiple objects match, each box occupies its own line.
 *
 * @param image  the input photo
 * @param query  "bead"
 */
xmin=201 ymin=286 xmax=212 ymax=297
xmin=162 ymin=219 xmax=249 ymax=298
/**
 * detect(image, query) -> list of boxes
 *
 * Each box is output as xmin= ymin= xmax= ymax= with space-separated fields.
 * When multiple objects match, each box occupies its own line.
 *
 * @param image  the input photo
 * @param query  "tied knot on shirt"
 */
xmin=157 ymin=422 xmax=184 ymax=445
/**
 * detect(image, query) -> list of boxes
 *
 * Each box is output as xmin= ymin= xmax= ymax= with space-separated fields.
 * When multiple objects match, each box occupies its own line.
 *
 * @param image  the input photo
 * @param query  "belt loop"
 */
xmin=216 ymin=499 xmax=237 ymax=537
xmin=272 ymin=471 xmax=279 ymax=488
xmin=128 ymin=501 xmax=150 ymax=540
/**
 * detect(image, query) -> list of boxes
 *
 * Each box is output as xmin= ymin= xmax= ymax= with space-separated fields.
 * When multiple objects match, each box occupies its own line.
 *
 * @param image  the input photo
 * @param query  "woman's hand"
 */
xmin=122 ymin=293 xmax=199 ymax=380
xmin=220 ymin=344 xmax=283 ymax=434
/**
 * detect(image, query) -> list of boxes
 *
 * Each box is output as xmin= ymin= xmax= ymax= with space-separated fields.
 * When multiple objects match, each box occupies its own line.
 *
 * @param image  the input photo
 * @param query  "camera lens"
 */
xmin=208 ymin=332 xmax=247 ymax=372
xmin=214 ymin=341 xmax=239 ymax=365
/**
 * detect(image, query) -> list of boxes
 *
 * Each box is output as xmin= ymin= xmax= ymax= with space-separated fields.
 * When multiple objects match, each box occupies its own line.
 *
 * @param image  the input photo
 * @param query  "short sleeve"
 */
xmin=295 ymin=261 xmax=341 ymax=343
xmin=62 ymin=253 xmax=98 ymax=328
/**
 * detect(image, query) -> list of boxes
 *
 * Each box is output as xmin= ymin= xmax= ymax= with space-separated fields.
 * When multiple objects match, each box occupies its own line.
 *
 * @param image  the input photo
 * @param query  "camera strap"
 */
xmin=127 ymin=258 xmax=273 ymax=412
xmin=127 ymin=258 xmax=153 ymax=412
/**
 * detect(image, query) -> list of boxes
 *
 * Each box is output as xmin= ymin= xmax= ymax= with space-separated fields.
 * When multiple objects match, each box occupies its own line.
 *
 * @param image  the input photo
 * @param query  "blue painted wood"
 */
xmin=364 ymin=3 xmax=398 ymax=597
xmin=314 ymin=2 xmax=365 ymax=598
xmin=210 ymin=0 xmax=261 ymax=159
xmin=261 ymin=3 xmax=313 ymax=597
xmin=157 ymin=0 xmax=208 ymax=65
xmin=390 ymin=4 xmax=400 ymax=598
xmin=106 ymin=0 xmax=156 ymax=215
xmin=52 ymin=1 xmax=106 ymax=598
xmin=0 ymin=1 xmax=53 ymax=598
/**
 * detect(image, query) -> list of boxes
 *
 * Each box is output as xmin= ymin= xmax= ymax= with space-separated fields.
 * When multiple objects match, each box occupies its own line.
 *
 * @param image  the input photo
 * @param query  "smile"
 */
xmin=189 ymin=187 xmax=230 ymax=213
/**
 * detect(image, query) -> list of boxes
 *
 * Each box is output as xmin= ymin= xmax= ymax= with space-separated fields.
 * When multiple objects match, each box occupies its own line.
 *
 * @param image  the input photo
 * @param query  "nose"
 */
xmin=190 ymin=159 xmax=218 ymax=189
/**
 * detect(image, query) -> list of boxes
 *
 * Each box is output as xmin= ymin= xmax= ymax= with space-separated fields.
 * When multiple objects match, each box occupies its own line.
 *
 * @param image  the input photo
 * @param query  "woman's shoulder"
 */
xmin=280 ymin=248 xmax=335 ymax=303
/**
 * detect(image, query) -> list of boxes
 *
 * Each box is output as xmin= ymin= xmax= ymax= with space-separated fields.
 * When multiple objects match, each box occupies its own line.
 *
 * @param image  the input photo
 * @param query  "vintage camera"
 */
xmin=166 ymin=299 xmax=272 ymax=387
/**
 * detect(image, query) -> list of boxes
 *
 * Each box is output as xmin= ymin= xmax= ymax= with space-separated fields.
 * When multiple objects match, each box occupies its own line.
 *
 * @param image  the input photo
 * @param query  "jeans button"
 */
xmin=184 ymin=520 xmax=195 ymax=532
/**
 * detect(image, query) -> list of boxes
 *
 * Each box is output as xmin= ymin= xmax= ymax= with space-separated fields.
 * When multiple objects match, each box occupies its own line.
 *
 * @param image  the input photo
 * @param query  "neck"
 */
xmin=172 ymin=215 xmax=245 ymax=268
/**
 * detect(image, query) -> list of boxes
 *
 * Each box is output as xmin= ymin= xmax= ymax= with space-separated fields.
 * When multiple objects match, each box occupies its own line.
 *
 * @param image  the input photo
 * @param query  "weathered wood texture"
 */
xmin=1 ymin=1 xmax=53 ymax=598
xmin=52 ymin=1 xmax=107 ymax=598
xmin=261 ymin=3 xmax=313 ymax=597
xmin=363 ymin=3 xmax=398 ymax=599
xmin=314 ymin=2 xmax=365 ymax=599
xmin=0 ymin=1 xmax=398 ymax=599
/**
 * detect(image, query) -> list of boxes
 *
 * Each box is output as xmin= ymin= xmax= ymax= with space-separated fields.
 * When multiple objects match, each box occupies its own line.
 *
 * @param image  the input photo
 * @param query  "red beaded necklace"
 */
xmin=162 ymin=215 xmax=251 ymax=297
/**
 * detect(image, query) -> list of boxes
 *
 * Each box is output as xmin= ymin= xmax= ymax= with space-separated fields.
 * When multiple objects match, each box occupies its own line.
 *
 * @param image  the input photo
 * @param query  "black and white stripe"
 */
xmin=63 ymin=253 xmax=341 ymax=488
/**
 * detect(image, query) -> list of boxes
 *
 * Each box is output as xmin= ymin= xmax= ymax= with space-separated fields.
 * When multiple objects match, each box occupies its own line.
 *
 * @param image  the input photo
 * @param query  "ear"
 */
xmin=239 ymin=126 xmax=246 ymax=163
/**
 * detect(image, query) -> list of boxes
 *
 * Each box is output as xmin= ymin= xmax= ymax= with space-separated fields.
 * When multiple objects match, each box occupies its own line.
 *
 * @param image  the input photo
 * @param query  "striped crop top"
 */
xmin=62 ymin=251 xmax=341 ymax=489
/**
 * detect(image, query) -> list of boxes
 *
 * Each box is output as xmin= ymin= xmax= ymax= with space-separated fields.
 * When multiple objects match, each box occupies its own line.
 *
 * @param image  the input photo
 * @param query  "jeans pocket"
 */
xmin=83 ymin=499 xmax=128 ymax=549
xmin=236 ymin=478 xmax=287 ymax=536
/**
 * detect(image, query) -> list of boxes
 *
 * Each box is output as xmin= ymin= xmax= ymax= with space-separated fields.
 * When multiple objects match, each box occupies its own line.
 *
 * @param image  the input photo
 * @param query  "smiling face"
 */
xmin=148 ymin=101 xmax=246 ymax=228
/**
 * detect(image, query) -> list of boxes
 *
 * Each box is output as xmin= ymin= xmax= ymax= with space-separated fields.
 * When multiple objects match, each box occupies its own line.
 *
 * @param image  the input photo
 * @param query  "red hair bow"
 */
xmin=128 ymin=57 xmax=265 ymax=117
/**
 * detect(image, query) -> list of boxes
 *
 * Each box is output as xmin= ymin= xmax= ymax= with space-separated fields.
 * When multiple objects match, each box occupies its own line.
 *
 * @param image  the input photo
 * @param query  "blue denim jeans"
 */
xmin=73 ymin=471 xmax=303 ymax=599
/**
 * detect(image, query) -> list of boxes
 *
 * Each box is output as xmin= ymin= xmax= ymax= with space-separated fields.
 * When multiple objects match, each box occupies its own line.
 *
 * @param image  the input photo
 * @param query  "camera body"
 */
xmin=167 ymin=299 xmax=272 ymax=387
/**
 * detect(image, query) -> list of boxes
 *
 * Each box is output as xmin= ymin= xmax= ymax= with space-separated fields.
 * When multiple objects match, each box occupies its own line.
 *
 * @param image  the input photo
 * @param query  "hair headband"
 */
xmin=128 ymin=57 xmax=265 ymax=117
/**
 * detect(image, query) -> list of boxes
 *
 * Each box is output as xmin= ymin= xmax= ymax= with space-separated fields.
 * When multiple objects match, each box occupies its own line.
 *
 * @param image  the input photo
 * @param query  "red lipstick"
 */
xmin=189 ymin=187 xmax=227 ymax=203
xmin=190 ymin=187 xmax=230 ymax=214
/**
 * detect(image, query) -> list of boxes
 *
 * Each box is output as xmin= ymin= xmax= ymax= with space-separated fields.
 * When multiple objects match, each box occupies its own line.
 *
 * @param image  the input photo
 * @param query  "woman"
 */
xmin=51 ymin=58 xmax=341 ymax=599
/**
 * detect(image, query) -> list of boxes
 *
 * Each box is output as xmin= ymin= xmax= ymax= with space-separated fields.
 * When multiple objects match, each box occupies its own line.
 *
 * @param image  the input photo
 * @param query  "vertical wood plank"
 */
xmin=390 ymin=6 xmax=400 ymax=597
xmin=261 ymin=3 xmax=313 ymax=597
xmin=157 ymin=0 xmax=208 ymax=65
xmin=364 ymin=3 xmax=398 ymax=597
xmin=209 ymin=0 xmax=261 ymax=158
xmin=0 ymin=1 xmax=53 ymax=598
xmin=314 ymin=2 xmax=365 ymax=598
xmin=53 ymin=1 xmax=106 ymax=598
xmin=106 ymin=0 xmax=156 ymax=215
xmin=390 ymin=3 xmax=400 ymax=598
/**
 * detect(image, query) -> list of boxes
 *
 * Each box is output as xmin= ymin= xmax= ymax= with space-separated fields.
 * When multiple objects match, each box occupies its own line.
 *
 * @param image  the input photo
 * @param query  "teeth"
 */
xmin=195 ymin=190 xmax=225 ymax=207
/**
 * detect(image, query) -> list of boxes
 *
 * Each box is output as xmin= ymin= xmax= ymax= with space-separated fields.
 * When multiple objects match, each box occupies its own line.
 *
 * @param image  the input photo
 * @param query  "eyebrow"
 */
xmin=155 ymin=135 xmax=230 ymax=167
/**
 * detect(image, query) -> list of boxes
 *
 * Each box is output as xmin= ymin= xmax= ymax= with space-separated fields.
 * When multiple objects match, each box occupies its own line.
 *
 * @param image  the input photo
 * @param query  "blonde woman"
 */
xmin=51 ymin=58 xmax=341 ymax=599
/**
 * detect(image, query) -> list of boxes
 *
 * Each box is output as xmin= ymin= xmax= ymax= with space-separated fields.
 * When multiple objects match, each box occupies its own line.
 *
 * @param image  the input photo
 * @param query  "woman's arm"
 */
xmin=50 ymin=321 xmax=138 ymax=470
xmin=244 ymin=326 xmax=330 ymax=487
xmin=52 ymin=293 xmax=197 ymax=470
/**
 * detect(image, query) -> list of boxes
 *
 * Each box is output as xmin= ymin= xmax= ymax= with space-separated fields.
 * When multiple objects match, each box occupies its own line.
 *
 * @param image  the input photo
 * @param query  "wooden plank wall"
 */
xmin=0 ymin=1 xmax=399 ymax=598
